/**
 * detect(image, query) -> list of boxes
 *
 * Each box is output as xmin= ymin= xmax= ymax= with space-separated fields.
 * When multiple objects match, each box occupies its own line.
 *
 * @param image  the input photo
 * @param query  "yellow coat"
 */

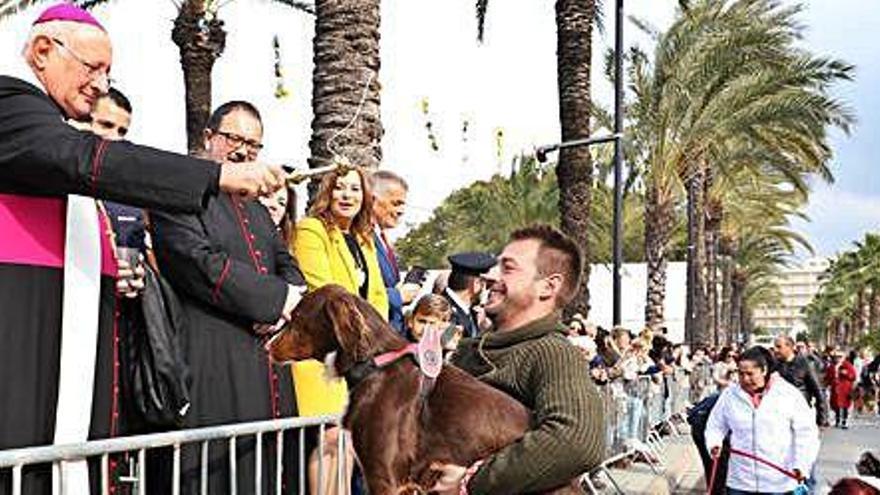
xmin=291 ymin=217 xmax=389 ymax=319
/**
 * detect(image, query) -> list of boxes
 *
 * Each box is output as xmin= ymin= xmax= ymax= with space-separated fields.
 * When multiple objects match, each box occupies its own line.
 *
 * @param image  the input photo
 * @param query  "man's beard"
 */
xmin=485 ymin=287 xmax=534 ymax=324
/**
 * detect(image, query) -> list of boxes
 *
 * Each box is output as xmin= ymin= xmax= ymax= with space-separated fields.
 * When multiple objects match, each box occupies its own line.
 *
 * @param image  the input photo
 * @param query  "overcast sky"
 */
xmin=1 ymin=0 xmax=875 ymax=257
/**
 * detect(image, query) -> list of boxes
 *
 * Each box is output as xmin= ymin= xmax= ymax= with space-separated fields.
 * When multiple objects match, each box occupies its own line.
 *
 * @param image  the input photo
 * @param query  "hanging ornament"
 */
xmin=494 ymin=127 xmax=505 ymax=172
xmin=420 ymin=97 xmax=440 ymax=152
xmin=461 ymin=117 xmax=470 ymax=165
xmin=273 ymin=35 xmax=291 ymax=99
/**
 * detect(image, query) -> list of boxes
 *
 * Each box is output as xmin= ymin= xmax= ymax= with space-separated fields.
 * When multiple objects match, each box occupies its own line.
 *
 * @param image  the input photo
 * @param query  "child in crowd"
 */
xmin=405 ymin=294 xmax=461 ymax=356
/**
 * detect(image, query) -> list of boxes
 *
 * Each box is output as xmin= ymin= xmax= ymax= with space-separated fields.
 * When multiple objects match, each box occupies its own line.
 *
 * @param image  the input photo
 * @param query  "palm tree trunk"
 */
xmin=685 ymin=162 xmax=709 ymax=346
xmin=827 ymin=318 xmax=838 ymax=348
xmin=644 ymin=183 xmax=673 ymax=328
xmin=308 ymin=0 xmax=382 ymax=199
xmin=704 ymin=178 xmax=721 ymax=345
xmin=554 ymin=0 xmax=596 ymax=317
xmin=870 ymin=287 xmax=880 ymax=331
xmin=858 ymin=288 xmax=869 ymax=336
xmin=172 ymin=2 xmax=227 ymax=155
xmin=719 ymin=254 xmax=732 ymax=344
xmin=742 ymin=297 xmax=753 ymax=340
xmin=730 ymin=270 xmax=745 ymax=344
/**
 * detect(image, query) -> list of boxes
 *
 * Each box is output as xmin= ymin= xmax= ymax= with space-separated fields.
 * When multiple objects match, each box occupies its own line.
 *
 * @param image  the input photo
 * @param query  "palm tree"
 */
xmin=854 ymin=234 xmax=880 ymax=331
xmin=476 ymin=0 xmax=598 ymax=317
xmin=714 ymin=167 xmax=812 ymax=343
xmin=307 ymin=0 xmax=381 ymax=199
xmin=0 ymin=0 xmax=314 ymax=153
xmin=623 ymin=0 xmax=853 ymax=344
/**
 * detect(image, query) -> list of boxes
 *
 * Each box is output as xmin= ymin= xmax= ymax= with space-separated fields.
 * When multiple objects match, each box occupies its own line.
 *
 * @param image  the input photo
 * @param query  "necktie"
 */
xmin=380 ymin=230 xmax=399 ymax=277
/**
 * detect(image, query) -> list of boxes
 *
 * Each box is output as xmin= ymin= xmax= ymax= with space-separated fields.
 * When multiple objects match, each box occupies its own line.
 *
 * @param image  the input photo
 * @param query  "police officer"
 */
xmin=443 ymin=252 xmax=496 ymax=339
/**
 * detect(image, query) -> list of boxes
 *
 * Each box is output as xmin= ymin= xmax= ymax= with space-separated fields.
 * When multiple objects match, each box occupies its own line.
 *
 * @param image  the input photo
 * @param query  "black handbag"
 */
xmin=121 ymin=263 xmax=191 ymax=429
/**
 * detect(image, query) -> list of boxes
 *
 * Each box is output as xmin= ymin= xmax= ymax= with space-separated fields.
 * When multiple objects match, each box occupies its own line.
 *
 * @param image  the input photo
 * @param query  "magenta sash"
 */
xmin=0 ymin=193 xmax=117 ymax=276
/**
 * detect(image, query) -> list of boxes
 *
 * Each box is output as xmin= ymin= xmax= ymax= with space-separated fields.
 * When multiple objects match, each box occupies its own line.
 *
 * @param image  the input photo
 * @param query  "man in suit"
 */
xmin=444 ymin=252 xmax=496 ymax=339
xmin=371 ymin=170 xmax=411 ymax=334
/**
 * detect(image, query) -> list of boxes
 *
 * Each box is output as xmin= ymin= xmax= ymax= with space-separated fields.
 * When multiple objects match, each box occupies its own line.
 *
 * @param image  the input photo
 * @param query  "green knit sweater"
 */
xmin=451 ymin=313 xmax=606 ymax=494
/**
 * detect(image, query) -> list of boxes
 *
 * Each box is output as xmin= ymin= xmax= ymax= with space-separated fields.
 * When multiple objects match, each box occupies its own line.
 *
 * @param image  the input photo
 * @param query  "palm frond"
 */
xmin=272 ymin=0 xmax=315 ymax=15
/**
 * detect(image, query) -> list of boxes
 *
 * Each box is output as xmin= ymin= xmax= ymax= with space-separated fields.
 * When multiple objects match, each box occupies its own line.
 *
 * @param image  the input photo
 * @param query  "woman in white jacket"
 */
xmin=705 ymin=346 xmax=820 ymax=494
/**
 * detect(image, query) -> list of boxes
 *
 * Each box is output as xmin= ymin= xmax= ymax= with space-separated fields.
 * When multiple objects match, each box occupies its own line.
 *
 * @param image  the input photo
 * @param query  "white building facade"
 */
xmin=752 ymin=258 xmax=829 ymax=336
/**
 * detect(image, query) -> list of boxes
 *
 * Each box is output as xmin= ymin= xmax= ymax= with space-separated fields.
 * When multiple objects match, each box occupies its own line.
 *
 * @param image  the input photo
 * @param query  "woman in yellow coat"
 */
xmin=292 ymin=166 xmax=388 ymax=317
xmin=290 ymin=165 xmax=387 ymax=495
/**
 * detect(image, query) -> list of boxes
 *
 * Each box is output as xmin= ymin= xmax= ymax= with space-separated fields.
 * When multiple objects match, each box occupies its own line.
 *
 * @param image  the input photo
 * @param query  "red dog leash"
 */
xmin=706 ymin=448 xmax=803 ymax=494
xmin=706 ymin=451 xmax=722 ymax=494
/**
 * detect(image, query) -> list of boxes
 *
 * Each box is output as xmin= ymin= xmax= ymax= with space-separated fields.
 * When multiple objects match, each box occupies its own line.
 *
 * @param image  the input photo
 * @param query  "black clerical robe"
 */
xmin=151 ymin=193 xmax=305 ymax=494
xmin=0 ymin=76 xmax=220 ymax=495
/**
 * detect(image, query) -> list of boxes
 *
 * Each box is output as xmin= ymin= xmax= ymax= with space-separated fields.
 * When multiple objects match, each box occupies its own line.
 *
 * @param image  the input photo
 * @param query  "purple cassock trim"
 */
xmin=0 ymin=193 xmax=117 ymax=276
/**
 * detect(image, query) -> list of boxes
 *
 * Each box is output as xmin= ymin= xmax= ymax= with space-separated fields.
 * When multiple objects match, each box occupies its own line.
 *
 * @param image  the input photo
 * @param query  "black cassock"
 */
xmin=151 ymin=193 xmax=305 ymax=494
xmin=0 ymin=76 xmax=220 ymax=494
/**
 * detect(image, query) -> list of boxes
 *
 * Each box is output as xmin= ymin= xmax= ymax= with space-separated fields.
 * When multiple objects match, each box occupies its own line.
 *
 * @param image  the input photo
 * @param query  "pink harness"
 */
xmin=370 ymin=326 xmax=444 ymax=394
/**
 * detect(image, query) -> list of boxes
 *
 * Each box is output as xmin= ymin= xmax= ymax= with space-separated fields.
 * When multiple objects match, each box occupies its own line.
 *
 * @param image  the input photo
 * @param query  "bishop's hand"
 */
xmin=218 ymin=161 xmax=285 ymax=199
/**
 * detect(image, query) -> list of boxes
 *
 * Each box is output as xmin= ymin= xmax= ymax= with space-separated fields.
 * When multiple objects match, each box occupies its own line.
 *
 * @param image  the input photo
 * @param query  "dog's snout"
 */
xmin=264 ymin=329 xmax=289 ymax=362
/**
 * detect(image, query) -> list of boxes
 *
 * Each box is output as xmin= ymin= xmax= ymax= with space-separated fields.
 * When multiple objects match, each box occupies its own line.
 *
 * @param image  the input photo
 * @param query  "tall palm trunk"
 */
xmin=704 ymin=173 xmax=721 ymax=345
xmin=644 ymin=183 xmax=674 ymax=328
xmin=858 ymin=288 xmax=869 ymax=336
xmin=741 ymin=296 xmax=753 ymax=339
xmin=172 ymin=2 xmax=226 ymax=155
xmin=685 ymin=162 xmax=709 ymax=346
xmin=730 ymin=269 xmax=745 ymax=344
xmin=554 ymin=0 xmax=596 ymax=317
xmin=869 ymin=287 xmax=880 ymax=331
xmin=826 ymin=318 xmax=838 ymax=348
xmin=308 ymin=0 xmax=382 ymax=199
xmin=719 ymin=254 xmax=732 ymax=344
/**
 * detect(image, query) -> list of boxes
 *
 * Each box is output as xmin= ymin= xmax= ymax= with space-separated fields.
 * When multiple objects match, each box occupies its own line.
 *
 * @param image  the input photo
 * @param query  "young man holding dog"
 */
xmin=436 ymin=225 xmax=605 ymax=494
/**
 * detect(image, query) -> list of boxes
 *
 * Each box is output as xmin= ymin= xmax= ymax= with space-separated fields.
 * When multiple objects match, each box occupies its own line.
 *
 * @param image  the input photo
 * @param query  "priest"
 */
xmin=0 ymin=4 xmax=285 ymax=494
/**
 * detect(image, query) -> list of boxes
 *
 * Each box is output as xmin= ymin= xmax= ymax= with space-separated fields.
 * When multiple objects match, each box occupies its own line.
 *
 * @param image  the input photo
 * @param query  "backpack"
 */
xmin=687 ymin=391 xmax=721 ymax=429
xmin=121 ymin=263 xmax=191 ymax=429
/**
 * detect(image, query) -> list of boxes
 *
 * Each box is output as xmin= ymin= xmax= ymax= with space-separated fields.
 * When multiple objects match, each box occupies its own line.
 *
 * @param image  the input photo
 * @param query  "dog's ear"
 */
xmin=324 ymin=291 xmax=374 ymax=363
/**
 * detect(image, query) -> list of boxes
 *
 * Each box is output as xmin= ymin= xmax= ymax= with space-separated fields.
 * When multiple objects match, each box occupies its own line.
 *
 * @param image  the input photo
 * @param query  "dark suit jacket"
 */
xmin=374 ymin=231 xmax=404 ymax=334
xmin=444 ymin=289 xmax=478 ymax=338
xmin=104 ymin=201 xmax=146 ymax=250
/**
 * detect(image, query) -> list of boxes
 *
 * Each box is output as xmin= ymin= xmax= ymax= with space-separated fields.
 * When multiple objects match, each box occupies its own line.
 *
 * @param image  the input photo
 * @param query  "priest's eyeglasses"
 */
xmin=214 ymin=130 xmax=264 ymax=153
xmin=51 ymin=38 xmax=115 ymax=88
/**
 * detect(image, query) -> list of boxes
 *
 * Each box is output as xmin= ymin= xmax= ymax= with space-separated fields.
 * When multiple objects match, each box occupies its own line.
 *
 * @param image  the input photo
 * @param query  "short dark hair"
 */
xmin=447 ymin=270 xmax=477 ymax=292
xmin=739 ymin=346 xmax=777 ymax=376
xmin=205 ymin=100 xmax=262 ymax=132
xmin=102 ymin=87 xmax=131 ymax=114
xmin=510 ymin=224 xmax=583 ymax=308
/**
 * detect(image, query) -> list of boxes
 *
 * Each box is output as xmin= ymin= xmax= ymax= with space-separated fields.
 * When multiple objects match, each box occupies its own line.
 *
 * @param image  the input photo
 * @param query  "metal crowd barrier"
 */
xmin=584 ymin=372 xmax=694 ymax=494
xmin=0 ymin=415 xmax=345 ymax=495
xmin=2 ymin=370 xmax=704 ymax=495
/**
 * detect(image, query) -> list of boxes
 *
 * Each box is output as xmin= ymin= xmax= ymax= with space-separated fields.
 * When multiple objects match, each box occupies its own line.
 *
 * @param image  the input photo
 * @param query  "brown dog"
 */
xmin=268 ymin=285 xmax=582 ymax=494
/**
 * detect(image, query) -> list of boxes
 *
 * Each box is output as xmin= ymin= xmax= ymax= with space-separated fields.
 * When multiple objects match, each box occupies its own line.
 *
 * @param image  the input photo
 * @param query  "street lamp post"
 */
xmin=535 ymin=0 xmax=625 ymax=326
xmin=612 ymin=0 xmax=625 ymax=327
